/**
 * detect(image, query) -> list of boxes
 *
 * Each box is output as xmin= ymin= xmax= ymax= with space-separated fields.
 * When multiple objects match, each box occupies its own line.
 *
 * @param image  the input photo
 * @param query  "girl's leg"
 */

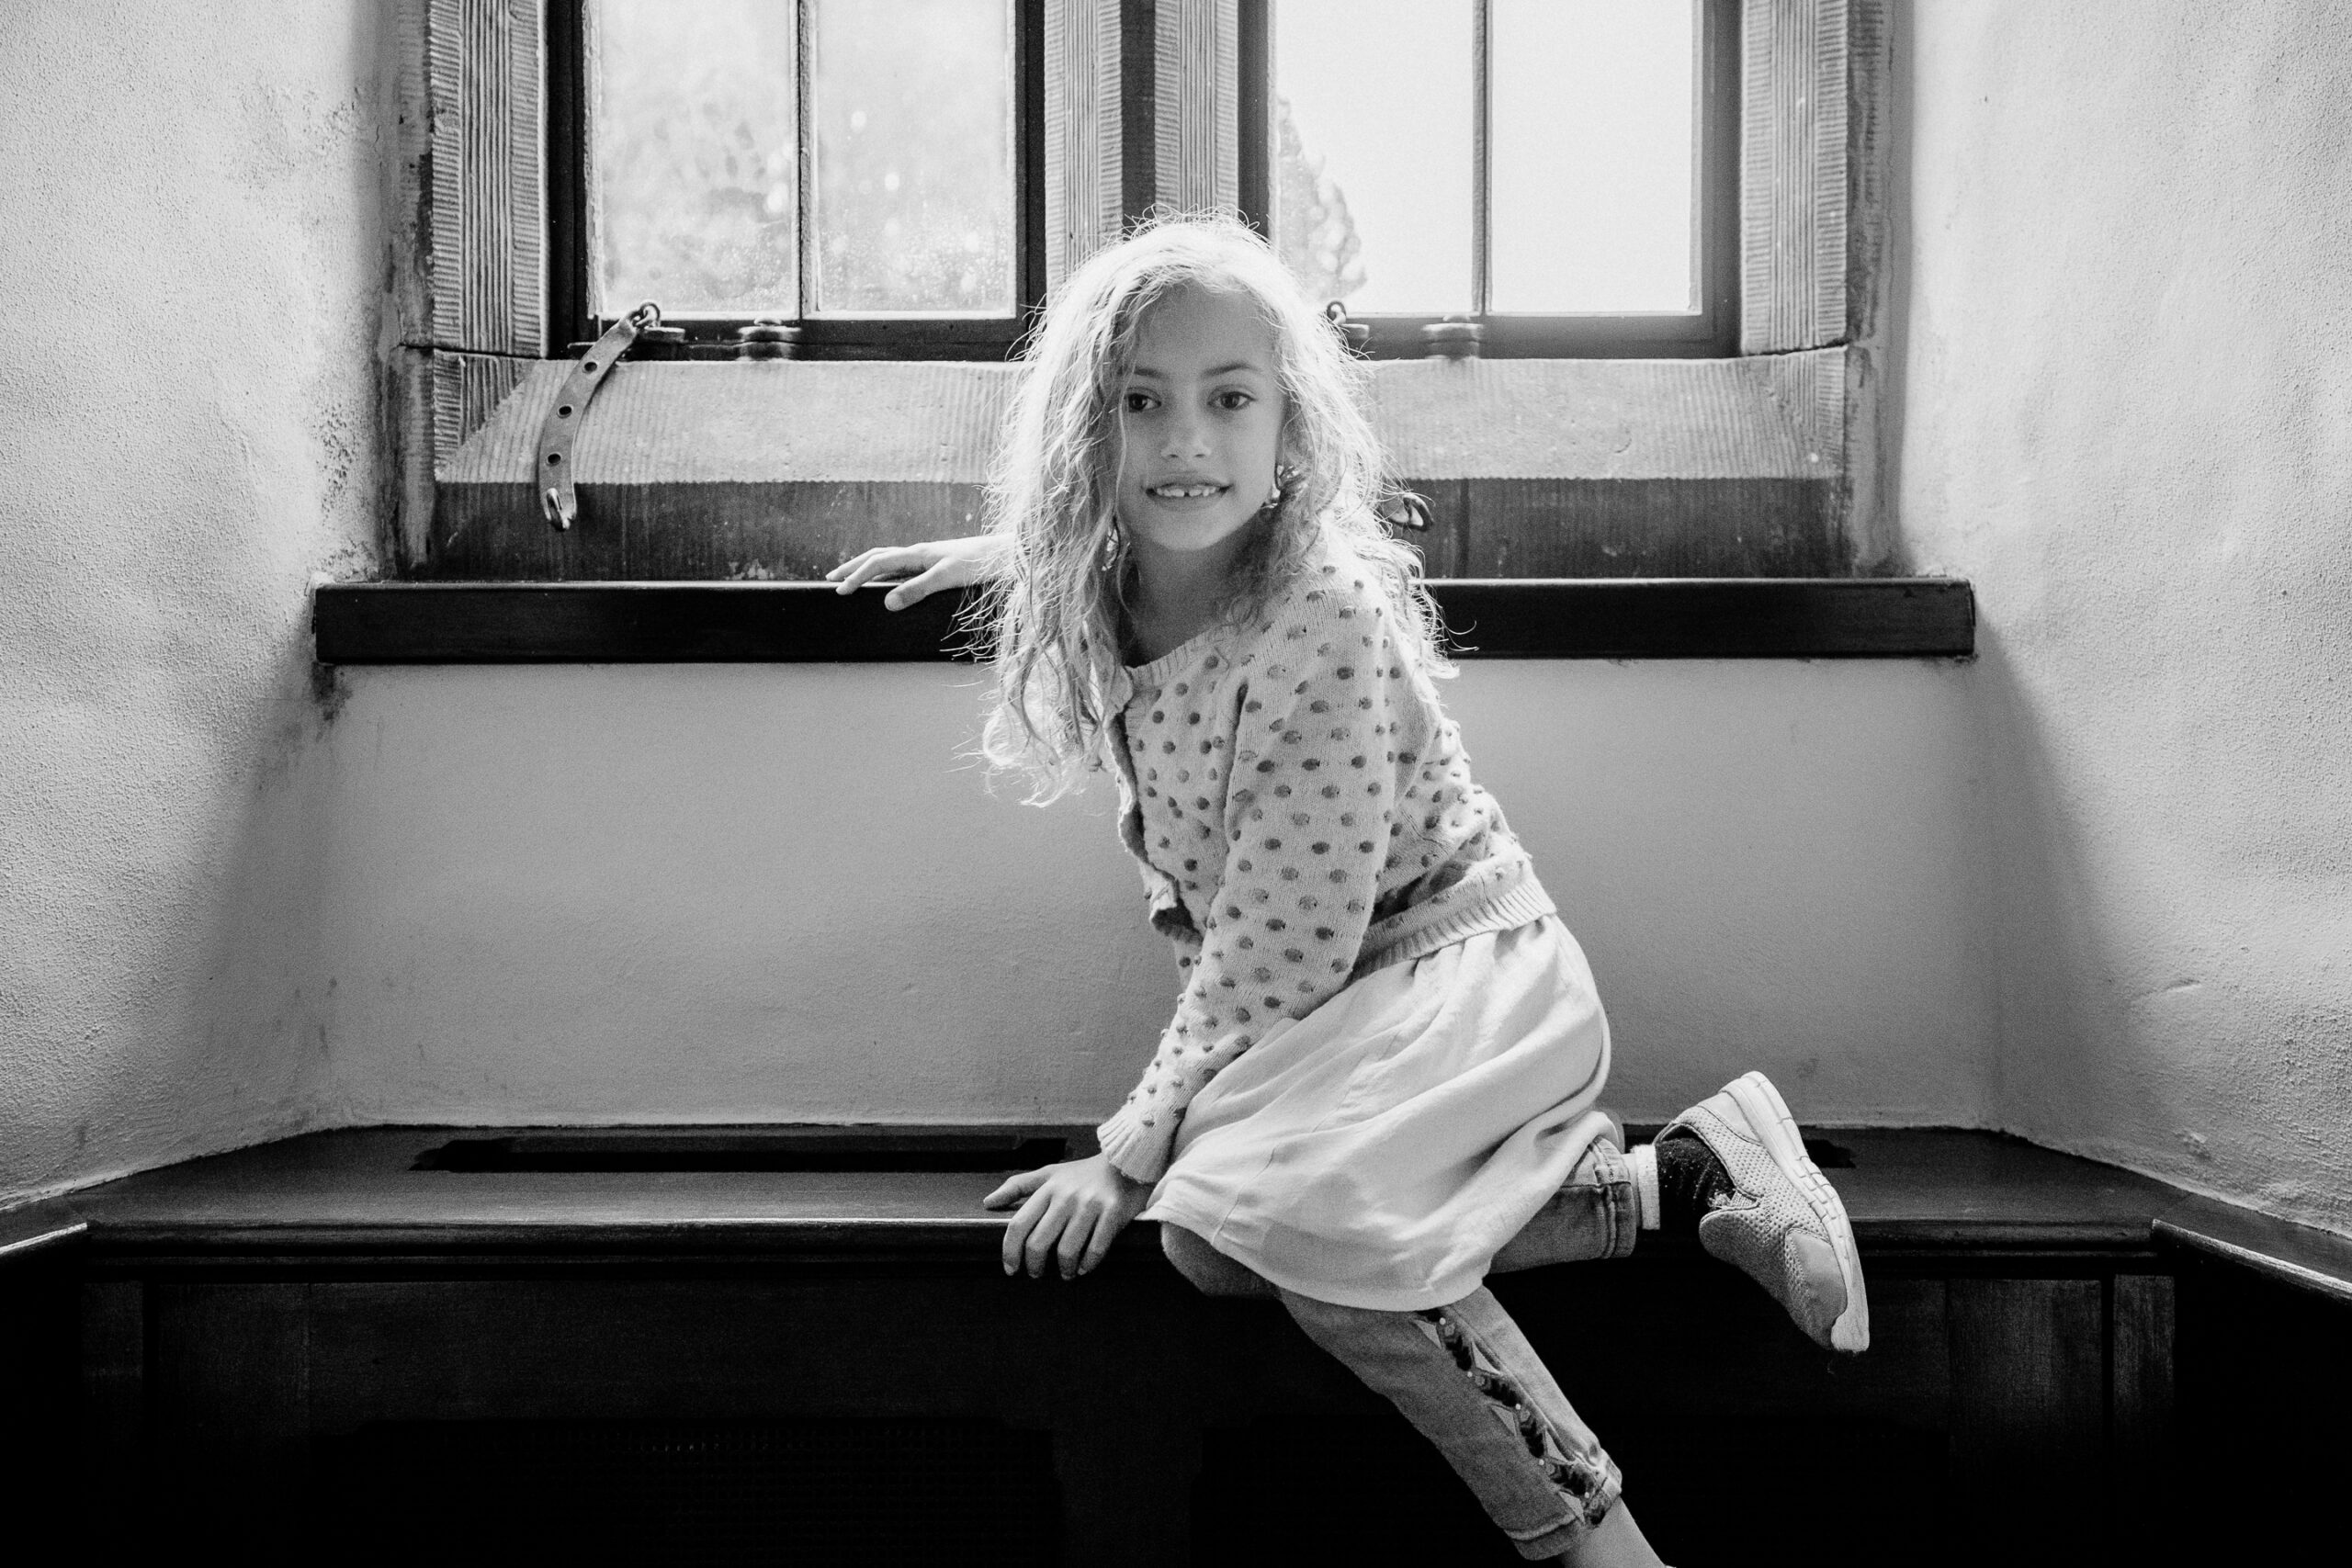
xmin=1279 ymin=1284 xmax=1644 ymax=1562
xmin=1488 ymin=1134 xmax=1641 ymax=1274
xmin=1159 ymin=1221 xmax=1279 ymax=1298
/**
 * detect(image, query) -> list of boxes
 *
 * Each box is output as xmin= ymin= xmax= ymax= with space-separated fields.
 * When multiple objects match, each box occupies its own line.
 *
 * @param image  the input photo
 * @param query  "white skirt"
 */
xmin=1142 ymin=915 xmax=1615 ymax=1312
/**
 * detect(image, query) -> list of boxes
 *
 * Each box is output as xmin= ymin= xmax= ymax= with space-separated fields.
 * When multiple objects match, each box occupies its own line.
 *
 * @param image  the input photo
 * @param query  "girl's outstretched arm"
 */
xmin=825 ymin=535 xmax=1011 ymax=610
xmin=982 ymin=1152 xmax=1152 ymax=1279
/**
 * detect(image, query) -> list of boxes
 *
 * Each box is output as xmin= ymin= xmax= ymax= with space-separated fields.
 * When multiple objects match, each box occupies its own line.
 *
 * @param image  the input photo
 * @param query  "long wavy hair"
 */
xmin=969 ymin=213 xmax=1448 ymax=804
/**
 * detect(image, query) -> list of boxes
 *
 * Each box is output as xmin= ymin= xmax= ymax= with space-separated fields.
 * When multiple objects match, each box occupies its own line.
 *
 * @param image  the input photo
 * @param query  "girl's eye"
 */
xmin=1124 ymin=391 xmax=1157 ymax=413
xmin=1215 ymin=389 xmax=1254 ymax=411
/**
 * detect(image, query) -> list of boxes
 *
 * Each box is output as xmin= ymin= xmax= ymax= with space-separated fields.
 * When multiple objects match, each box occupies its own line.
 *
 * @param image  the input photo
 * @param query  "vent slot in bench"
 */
xmin=413 ymin=1130 xmax=1070 ymax=1173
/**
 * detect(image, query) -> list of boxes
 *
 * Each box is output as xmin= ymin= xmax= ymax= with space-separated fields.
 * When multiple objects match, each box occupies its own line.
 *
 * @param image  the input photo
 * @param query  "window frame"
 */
xmin=1237 ymin=0 xmax=1743 ymax=360
xmin=383 ymin=0 xmax=1893 ymax=584
xmin=544 ymin=0 xmax=1050 ymax=361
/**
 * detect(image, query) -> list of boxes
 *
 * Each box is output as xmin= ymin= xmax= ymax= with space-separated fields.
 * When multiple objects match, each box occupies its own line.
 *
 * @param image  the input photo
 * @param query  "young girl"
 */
xmin=828 ymin=216 xmax=1867 ymax=1565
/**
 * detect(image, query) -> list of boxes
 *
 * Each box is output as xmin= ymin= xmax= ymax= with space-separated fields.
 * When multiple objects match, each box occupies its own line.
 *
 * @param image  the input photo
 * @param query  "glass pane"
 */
xmin=1273 ymin=0 xmax=1474 ymax=315
xmin=590 ymin=0 xmax=799 ymax=318
xmin=1490 ymin=0 xmax=1696 ymax=313
xmin=810 ymin=0 xmax=1015 ymax=315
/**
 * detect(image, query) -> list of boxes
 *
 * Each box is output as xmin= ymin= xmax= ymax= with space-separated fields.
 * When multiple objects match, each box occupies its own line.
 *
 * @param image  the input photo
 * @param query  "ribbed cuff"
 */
xmin=1096 ymin=1101 xmax=1174 ymax=1185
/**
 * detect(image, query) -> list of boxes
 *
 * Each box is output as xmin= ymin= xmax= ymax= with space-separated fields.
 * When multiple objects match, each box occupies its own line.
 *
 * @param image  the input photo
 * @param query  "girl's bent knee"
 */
xmin=1161 ymin=1224 xmax=1278 ymax=1298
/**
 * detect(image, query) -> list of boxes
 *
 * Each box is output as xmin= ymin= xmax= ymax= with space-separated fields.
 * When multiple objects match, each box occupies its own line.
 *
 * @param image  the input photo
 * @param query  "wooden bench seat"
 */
xmin=8 ymin=1124 xmax=2346 ymax=1564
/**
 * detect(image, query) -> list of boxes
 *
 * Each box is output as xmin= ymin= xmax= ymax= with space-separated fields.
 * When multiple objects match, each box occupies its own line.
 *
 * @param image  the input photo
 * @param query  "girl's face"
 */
xmin=1114 ymin=283 xmax=1286 ymax=560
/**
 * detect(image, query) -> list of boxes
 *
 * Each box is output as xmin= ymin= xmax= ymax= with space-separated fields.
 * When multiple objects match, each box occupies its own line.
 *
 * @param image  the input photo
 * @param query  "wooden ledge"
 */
xmin=0 ymin=1199 xmax=86 ymax=1268
xmin=312 ymin=578 xmax=1974 ymax=664
xmin=2154 ymin=1194 xmax=2352 ymax=1309
xmin=64 ymin=1126 xmax=2154 ymax=1271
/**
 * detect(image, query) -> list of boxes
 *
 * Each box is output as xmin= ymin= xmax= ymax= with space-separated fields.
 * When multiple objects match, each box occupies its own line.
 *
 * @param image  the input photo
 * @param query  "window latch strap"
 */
xmin=537 ymin=300 xmax=660 ymax=531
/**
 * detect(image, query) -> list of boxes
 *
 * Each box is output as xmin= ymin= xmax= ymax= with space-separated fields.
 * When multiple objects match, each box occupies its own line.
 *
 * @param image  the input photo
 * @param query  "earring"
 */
xmin=1267 ymin=462 xmax=1301 ymax=510
xmin=1100 ymin=516 xmax=1124 ymax=570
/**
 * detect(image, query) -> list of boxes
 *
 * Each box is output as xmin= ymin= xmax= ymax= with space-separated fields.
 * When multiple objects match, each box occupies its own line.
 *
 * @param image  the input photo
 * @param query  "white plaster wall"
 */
xmin=1895 ymin=2 xmax=2352 ymax=1229
xmin=23 ymin=0 xmax=2345 ymax=1246
xmin=314 ymin=660 xmax=1994 ymax=1133
xmin=0 ymin=4 xmax=384 ymax=1201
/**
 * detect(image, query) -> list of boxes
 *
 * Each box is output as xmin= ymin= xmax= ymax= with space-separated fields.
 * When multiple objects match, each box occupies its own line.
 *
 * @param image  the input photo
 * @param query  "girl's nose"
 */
xmin=1162 ymin=407 xmax=1210 ymax=459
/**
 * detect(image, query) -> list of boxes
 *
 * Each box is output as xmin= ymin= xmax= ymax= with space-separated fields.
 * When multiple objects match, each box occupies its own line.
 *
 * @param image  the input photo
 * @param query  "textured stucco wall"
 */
xmin=313 ymin=660 xmax=1994 ymax=1134
xmin=1895 ymin=2 xmax=2352 ymax=1229
xmin=0 ymin=4 xmax=384 ymax=1201
xmin=16 ymin=0 xmax=2345 ymax=1243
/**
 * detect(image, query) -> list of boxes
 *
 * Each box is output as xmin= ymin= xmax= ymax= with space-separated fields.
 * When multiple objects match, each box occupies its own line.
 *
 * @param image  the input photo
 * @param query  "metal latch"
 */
xmin=537 ymin=299 xmax=662 ymax=531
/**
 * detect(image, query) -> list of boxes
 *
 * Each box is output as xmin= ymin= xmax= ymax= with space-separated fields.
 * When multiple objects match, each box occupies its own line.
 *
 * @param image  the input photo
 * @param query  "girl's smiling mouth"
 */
xmin=1147 ymin=481 xmax=1228 ymax=501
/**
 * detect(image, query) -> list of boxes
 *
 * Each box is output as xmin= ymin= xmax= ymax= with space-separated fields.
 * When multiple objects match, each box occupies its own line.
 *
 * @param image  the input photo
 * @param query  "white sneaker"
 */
xmin=1659 ymin=1071 xmax=1871 ymax=1353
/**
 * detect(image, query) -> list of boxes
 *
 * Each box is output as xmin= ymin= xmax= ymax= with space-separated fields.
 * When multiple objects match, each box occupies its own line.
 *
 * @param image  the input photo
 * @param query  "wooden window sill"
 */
xmin=311 ymin=578 xmax=1973 ymax=664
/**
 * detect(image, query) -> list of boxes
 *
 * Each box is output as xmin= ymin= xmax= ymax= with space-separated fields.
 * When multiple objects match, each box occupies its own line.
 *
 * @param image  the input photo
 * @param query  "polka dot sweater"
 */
xmin=1096 ymin=533 xmax=1557 ymax=1183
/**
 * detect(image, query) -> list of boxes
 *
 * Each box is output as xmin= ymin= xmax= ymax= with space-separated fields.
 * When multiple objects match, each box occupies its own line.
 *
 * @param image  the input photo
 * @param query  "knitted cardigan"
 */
xmin=1096 ymin=532 xmax=1555 ymax=1182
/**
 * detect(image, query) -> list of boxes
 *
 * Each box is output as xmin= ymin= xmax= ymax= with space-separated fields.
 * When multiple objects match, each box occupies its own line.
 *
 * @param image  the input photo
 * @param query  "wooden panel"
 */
xmin=431 ymin=479 xmax=992 ymax=580
xmin=1842 ymin=0 xmax=1893 ymax=347
xmin=433 ymin=477 xmax=1843 ymax=581
xmin=0 ymin=1255 xmax=78 ymax=1529
xmin=1946 ymin=1278 xmax=2107 ymax=1562
xmin=78 ymin=1280 xmax=144 ymax=1547
xmin=1453 ymin=478 xmax=1843 ymax=577
xmin=2174 ymin=1257 xmax=2352 ymax=1561
xmin=2109 ymin=1272 xmax=2175 ymax=1560
xmin=1045 ymin=0 xmax=1124 ymax=283
xmin=1841 ymin=0 xmax=1895 ymax=567
xmin=147 ymin=1284 xmax=313 ymax=1547
xmin=429 ymin=348 xmax=535 ymax=474
xmin=421 ymin=354 xmax=1861 ymax=578
xmin=1741 ymin=0 xmax=1852 ymax=354
xmin=1430 ymin=578 xmax=1971 ymax=660
xmin=2154 ymin=1191 xmax=2352 ymax=1307
xmin=424 ymin=0 xmax=543 ymax=358
xmin=440 ymin=361 xmax=1022 ymax=486
xmin=1366 ymin=350 xmax=1846 ymax=481
xmin=429 ymin=350 xmax=1845 ymax=493
xmin=1153 ymin=0 xmax=1238 ymax=211
xmin=1396 ymin=479 xmax=1470 ymax=580
xmin=313 ymin=578 xmax=1973 ymax=663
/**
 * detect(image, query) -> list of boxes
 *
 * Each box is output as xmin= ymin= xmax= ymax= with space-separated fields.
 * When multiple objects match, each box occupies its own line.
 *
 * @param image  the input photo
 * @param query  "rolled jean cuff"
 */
xmin=1489 ymin=1134 xmax=1641 ymax=1274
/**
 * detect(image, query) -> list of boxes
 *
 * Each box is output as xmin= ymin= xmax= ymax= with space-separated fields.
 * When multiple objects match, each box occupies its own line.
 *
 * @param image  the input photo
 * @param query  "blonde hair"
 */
xmin=969 ymin=212 xmax=1447 ymax=803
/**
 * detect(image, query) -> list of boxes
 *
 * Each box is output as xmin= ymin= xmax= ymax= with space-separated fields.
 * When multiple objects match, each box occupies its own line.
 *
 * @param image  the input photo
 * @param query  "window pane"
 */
xmin=590 ymin=0 xmax=798 ymax=318
xmin=1489 ymin=0 xmax=1696 ymax=313
xmin=1273 ymin=0 xmax=1474 ymax=315
xmin=810 ymin=0 xmax=1015 ymax=315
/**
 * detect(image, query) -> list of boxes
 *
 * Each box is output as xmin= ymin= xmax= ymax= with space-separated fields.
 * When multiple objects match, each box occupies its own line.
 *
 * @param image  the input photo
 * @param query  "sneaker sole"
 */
xmin=1724 ymin=1071 xmax=1871 ymax=1353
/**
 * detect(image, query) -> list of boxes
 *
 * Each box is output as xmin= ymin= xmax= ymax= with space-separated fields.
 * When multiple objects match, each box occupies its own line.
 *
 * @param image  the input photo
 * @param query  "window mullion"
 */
xmin=795 ymin=0 xmax=816 ymax=321
xmin=1472 ymin=0 xmax=1491 ymax=317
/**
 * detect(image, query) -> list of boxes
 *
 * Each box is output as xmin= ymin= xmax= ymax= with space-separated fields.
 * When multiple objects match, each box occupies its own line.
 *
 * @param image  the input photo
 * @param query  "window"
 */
xmin=390 ymin=0 xmax=1887 ymax=587
xmin=1252 ymin=0 xmax=1738 ymax=356
xmin=548 ymin=0 xmax=1727 ymax=360
xmin=547 ymin=0 xmax=1046 ymax=358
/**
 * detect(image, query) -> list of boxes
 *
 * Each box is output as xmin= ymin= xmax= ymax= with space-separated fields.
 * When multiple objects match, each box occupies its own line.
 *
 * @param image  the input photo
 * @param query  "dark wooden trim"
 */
xmin=1431 ymin=577 xmax=1971 ymax=659
xmin=1119 ymin=0 xmax=1157 ymax=223
xmin=543 ymin=0 xmax=589 ymax=358
xmin=314 ymin=578 xmax=1972 ymax=663
xmin=1232 ymin=0 xmax=1269 ymax=234
xmin=0 ymin=1201 xmax=86 ymax=1268
xmin=1016 ymin=0 xmax=1050 ymax=344
xmin=2154 ymin=1195 xmax=2352 ymax=1310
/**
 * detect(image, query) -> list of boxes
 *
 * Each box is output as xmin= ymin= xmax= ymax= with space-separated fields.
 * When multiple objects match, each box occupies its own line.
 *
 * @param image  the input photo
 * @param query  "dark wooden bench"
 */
xmin=5 ymin=1125 xmax=2346 ymax=1564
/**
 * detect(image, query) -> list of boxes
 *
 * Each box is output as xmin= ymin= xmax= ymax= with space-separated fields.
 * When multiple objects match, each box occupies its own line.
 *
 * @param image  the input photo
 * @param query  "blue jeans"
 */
xmin=1163 ymin=1138 xmax=1639 ymax=1560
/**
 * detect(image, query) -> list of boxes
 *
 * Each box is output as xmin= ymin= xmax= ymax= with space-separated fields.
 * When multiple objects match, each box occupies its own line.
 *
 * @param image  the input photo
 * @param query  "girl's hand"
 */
xmin=982 ymin=1152 xmax=1152 ymax=1279
xmin=825 ymin=535 xmax=1011 ymax=611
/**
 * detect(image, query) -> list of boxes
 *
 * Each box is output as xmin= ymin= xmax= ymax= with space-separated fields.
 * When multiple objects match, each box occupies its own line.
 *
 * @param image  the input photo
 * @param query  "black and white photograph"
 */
xmin=3 ymin=2 xmax=2346 ymax=1562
